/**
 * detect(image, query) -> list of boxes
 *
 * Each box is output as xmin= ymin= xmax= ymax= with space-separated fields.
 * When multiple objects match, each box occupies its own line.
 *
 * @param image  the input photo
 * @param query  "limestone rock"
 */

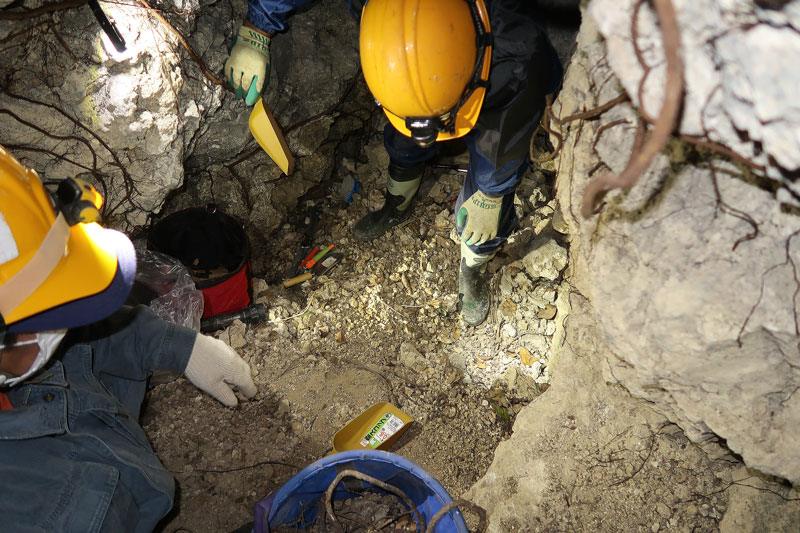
xmin=0 ymin=0 xmax=359 ymax=236
xmin=553 ymin=10 xmax=800 ymax=483
xmin=0 ymin=0 xmax=232 ymax=230
xmin=589 ymin=0 xmax=800 ymax=205
xmin=518 ymin=334 xmax=549 ymax=357
xmin=467 ymin=293 xmax=761 ymax=531
xmin=399 ymin=342 xmax=427 ymax=372
xmin=500 ymin=366 xmax=540 ymax=402
xmin=521 ymin=236 xmax=568 ymax=281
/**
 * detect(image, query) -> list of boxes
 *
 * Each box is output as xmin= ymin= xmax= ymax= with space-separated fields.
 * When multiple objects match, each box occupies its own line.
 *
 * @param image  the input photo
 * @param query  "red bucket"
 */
xmin=148 ymin=205 xmax=252 ymax=318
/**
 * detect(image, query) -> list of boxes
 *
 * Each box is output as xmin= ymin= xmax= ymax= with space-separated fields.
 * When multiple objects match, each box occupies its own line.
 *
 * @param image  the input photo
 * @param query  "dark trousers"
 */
xmin=384 ymin=124 xmax=528 ymax=256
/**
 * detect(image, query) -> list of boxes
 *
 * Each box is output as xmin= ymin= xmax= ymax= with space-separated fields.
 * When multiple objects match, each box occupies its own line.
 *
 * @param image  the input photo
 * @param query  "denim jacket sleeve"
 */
xmin=73 ymin=305 xmax=197 ymax=380
xmin=246 ymin=0 xmax=319 ymax=34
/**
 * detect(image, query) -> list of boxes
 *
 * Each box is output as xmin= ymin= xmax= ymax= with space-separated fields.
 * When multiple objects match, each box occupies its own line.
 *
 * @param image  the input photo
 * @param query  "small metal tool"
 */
xmin=430 ymin=163 xmax=468 ymax=173
xmin=88 ymin=0 xmax=127 ymax=53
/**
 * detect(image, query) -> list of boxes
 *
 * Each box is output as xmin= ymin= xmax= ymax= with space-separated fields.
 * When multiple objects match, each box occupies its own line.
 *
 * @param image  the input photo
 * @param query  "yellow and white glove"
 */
xmin=185 ymin=334 xmax=257 ymax=407
xmin=456 ymin=190 xmax=503 ymax=246
xmin=225 ymin=24 xmax=271 ymax=106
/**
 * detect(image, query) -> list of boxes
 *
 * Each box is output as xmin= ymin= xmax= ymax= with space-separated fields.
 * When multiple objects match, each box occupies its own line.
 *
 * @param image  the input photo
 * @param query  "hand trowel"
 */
xmin=249 ymin=97 xmax=294 ymax=175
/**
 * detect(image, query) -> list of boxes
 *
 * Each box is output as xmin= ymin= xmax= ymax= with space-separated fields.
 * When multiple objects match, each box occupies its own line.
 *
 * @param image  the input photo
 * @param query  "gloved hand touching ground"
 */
xmin=456 ymin=190 xmax=503 ymax=246
xmin=225 ymin=22 xmax=271 ymax=106
xmin=185 ymin=334 xmax=257 ymax=407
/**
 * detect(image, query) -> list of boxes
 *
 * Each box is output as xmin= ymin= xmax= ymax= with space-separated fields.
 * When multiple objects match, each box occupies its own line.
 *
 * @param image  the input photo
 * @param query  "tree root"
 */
xmin=325 ymin=470 xmax=425 ymax=532
xmin=581 ymin=0 xmax=684 ymax=218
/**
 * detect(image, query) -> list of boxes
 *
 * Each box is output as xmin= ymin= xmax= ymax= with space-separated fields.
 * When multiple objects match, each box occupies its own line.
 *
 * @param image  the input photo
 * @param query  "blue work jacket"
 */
xmin=0 ymin=306 xmax=197 ymax=532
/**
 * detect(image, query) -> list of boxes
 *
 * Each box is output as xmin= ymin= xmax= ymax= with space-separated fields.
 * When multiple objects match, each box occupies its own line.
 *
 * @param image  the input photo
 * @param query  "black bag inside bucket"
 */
xmin=147 ymin=205 xmax=252 ymax=318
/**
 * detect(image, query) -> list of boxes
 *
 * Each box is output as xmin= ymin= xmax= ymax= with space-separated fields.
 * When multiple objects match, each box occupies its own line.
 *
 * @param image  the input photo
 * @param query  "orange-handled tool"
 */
xmin=298 ymin=247 xmax=319 ymax=270
xmin=305 ymin=245 xmax=334 ymax=269
xmin=282 ymin=252 xmax=343 ymax=288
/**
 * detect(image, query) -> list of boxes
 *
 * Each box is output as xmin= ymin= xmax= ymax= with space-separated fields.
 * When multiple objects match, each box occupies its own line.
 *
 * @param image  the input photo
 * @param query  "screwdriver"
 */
xmin=304 ymin=244 xmax=334 ymax=269
xmin=297 ymin=247 xmax=319 ymax=271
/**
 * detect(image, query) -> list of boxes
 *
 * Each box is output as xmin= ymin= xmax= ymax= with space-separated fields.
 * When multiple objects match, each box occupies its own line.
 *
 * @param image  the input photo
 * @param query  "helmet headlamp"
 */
xmin=405 ymin=117 xmax=445 ymax=148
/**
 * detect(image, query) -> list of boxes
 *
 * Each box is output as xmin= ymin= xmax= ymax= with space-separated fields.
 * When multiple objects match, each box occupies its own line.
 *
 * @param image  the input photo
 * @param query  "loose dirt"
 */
xmin=142 ymin=111 xmax=800 ymax=533
xmin=143 ymin=141 xmax=546 ymax=531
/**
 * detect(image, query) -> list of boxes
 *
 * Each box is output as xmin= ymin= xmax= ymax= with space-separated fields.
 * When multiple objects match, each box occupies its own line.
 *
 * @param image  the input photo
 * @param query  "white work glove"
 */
xmin=456 ymin=190 xmax=503 ymax=246
xmin=185 ymin=334 xmax=257 ymax=407
xmin=225 ymin=24 xmax=271 ymax=106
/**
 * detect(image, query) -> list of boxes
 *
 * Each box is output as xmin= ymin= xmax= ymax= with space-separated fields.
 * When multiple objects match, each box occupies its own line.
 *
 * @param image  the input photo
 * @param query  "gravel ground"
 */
xmin=143 ymin=133 xmax=564 ymax=531
xmin=140 ymin=101 xmax=800 ymax=533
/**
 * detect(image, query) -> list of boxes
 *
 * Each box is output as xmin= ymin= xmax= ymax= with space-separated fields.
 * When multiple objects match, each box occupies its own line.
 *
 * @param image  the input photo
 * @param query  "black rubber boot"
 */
xmin=353 ymin=162 xmax=423 ymax=241
xmin=458 ymin=258 xmax=490 ymax=326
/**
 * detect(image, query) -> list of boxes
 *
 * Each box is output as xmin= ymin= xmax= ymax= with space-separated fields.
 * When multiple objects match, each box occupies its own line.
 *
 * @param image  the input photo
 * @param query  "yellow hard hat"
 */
xmin=0 ymin=146 xmax=136 ymax=335
xmin=360 ymin=0 xmax=492 ymax=147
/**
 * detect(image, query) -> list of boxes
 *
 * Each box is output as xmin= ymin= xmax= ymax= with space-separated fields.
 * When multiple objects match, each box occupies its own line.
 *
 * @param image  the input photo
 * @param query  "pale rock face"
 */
xmin=0 ymin=0 xmax=225 ymax=230
xmin=0 ymin=0 xmax=359 ymax=234
xmin=552 ymin=6 xmax=800 ymax=482
xmin=589 ymin=0 xmax=800 ymax=204
xmin=468 ymin=8 xmax=800 ymax=522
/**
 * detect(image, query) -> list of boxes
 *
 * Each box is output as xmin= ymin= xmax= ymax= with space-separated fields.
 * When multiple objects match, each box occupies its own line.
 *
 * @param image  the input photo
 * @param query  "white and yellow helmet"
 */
xmin=0 ymin=145 xmax=136 ymax=339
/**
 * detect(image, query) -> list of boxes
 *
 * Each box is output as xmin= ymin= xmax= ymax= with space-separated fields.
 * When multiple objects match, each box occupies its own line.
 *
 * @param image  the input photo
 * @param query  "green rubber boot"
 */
xmin=353 ymin=162 xmax=423 ymax=241
xmin=458 ymin=242 xmax=495 ymax=326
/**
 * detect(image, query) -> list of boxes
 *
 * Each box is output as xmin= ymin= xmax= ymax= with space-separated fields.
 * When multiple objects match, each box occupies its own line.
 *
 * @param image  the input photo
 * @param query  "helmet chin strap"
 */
xmin=0 ymin=212 xmax=70 ymax=321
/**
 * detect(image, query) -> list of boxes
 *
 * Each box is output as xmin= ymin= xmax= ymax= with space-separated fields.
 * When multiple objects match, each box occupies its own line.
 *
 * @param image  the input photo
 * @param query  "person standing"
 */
xmin=225 ymin=0 xmax=562 ymax=325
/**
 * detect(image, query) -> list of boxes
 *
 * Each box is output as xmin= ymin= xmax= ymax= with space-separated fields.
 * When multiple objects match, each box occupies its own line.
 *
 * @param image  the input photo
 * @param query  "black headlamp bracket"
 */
xmin=53 ymin=178 xmax=102 ymax=226
xmin=476 ymin=32 xmax=494 ymax=49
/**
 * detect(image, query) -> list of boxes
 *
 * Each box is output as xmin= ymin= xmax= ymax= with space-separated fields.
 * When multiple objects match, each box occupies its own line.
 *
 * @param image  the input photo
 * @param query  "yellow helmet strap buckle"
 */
xmin=402 ymin=0 xmax=493 ymax=145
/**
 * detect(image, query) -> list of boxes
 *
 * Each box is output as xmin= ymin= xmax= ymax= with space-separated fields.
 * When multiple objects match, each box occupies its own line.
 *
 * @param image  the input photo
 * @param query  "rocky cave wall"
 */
xmin=466 ymin=3 xmax=800 ymax=529
xmin=553 ymin=0 xmax=800 ymax=483
xmin=0 ymin=0 xmax=360 ymax=235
